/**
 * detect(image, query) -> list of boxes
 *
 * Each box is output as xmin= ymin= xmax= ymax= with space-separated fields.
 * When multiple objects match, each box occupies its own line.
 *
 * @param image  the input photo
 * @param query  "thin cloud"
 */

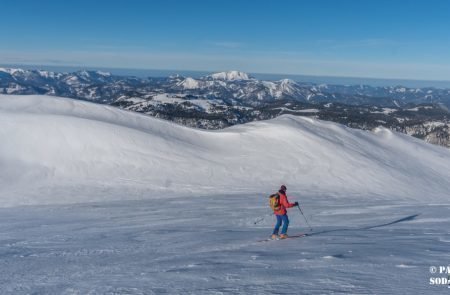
xmin=209 ymin=41 xmax=243 ymax=49
xmin=317 ymin=38 xmax=401 ymax=49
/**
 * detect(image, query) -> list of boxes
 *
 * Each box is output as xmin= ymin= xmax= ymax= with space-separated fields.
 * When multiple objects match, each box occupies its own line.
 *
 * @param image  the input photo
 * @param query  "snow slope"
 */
xmin=0 ymin=94 xmax=449 ymax=207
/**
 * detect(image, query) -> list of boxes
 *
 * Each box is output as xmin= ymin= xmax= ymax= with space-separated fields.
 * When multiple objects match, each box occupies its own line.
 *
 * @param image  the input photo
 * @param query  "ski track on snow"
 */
xmin=0 ymin=195 xmax=448 ymax=294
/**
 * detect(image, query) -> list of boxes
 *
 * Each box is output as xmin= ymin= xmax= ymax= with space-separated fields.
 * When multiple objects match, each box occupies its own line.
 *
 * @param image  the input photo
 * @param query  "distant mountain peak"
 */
xmin=177 ymin=77 xmax=200 ymax=89
xmin=169 ymin=74 xmax=183 ymax=79
xmin=78 ymin=70 xmax=91 ymax=77
xmin=77 ymin=70 xmax=111 ymax=77
xmin=209 ymin=71 xmax=250 ymax=81
xmin=278 ymin=79 xmax=299 ymax=94
xmin=279 ymin=79 xmax=297 ymax=85
xmin=96 ymin=71 xmax=111 ymax=77
xmin=0 ymin=68 xmax=26 ymax=75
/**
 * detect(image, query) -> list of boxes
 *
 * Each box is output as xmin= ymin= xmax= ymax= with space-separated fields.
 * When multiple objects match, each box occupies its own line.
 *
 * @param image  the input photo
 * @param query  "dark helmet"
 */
xmin=280 ymin=185 xmax=287 ymax=192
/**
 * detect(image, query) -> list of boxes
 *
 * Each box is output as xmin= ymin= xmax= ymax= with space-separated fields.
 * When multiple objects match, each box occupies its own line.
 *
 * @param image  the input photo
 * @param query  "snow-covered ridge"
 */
xmin=0 ymin=94 xmax=449 ymax=207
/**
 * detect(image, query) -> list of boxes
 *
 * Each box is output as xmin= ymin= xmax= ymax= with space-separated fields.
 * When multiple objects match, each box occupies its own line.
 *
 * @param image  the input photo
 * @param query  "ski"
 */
xmin=257 ymin=233 xmax=308 ymax=243
xmin=286 ymin=233 xmax=308 ymax=239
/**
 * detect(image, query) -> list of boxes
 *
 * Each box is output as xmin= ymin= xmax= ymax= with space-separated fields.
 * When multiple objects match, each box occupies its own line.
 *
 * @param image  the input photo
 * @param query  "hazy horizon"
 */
xmin=3 ymin=1 xmax=450 ymax=82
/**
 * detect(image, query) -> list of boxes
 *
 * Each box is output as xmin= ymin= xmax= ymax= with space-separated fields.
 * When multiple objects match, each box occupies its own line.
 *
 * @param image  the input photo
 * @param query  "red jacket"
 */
xmin=274 ymin=191 xmax=296 ymax=215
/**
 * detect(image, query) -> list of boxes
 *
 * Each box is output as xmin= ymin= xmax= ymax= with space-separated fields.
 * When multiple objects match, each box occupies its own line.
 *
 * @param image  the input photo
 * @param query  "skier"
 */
xmin=271 ymin=185 xmax=298 ymax=239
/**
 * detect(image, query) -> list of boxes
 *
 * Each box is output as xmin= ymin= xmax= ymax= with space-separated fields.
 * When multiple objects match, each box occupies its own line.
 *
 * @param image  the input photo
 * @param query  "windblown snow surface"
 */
xmin=0 ymin=94 xmax=449 ymax=294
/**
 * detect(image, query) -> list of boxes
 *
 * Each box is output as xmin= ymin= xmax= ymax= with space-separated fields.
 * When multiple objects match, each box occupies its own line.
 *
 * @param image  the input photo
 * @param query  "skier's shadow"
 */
xmin=307 ymin=214 xmax=420 ymax=236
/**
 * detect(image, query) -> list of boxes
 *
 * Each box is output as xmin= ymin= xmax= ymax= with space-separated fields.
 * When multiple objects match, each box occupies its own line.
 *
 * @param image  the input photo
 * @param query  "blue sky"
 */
xmin=2 ymin=0 xmax=450 ymax=80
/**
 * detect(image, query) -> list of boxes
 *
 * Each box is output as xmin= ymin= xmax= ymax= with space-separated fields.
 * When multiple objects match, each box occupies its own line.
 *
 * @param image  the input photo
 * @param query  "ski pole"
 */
xmin=297 ymin=205 xmax=313 ymax=231
xmin=254 ymin=213 xmax=272 ymax=225
xmin=253 ymin=216 xmax=265 ymax=225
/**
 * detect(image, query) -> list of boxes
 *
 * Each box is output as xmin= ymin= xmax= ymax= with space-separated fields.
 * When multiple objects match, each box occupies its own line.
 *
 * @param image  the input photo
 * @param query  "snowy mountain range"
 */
xmin=2 ymin=67 xmax=450 ymax=107
xmin=1 ymin=67 xmax=449 ymax=147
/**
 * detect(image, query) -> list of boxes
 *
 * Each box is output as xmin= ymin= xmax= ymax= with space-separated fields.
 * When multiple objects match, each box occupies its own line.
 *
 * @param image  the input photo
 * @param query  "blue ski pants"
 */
xmin=272 ymin=214 xmax=289 ymax=235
